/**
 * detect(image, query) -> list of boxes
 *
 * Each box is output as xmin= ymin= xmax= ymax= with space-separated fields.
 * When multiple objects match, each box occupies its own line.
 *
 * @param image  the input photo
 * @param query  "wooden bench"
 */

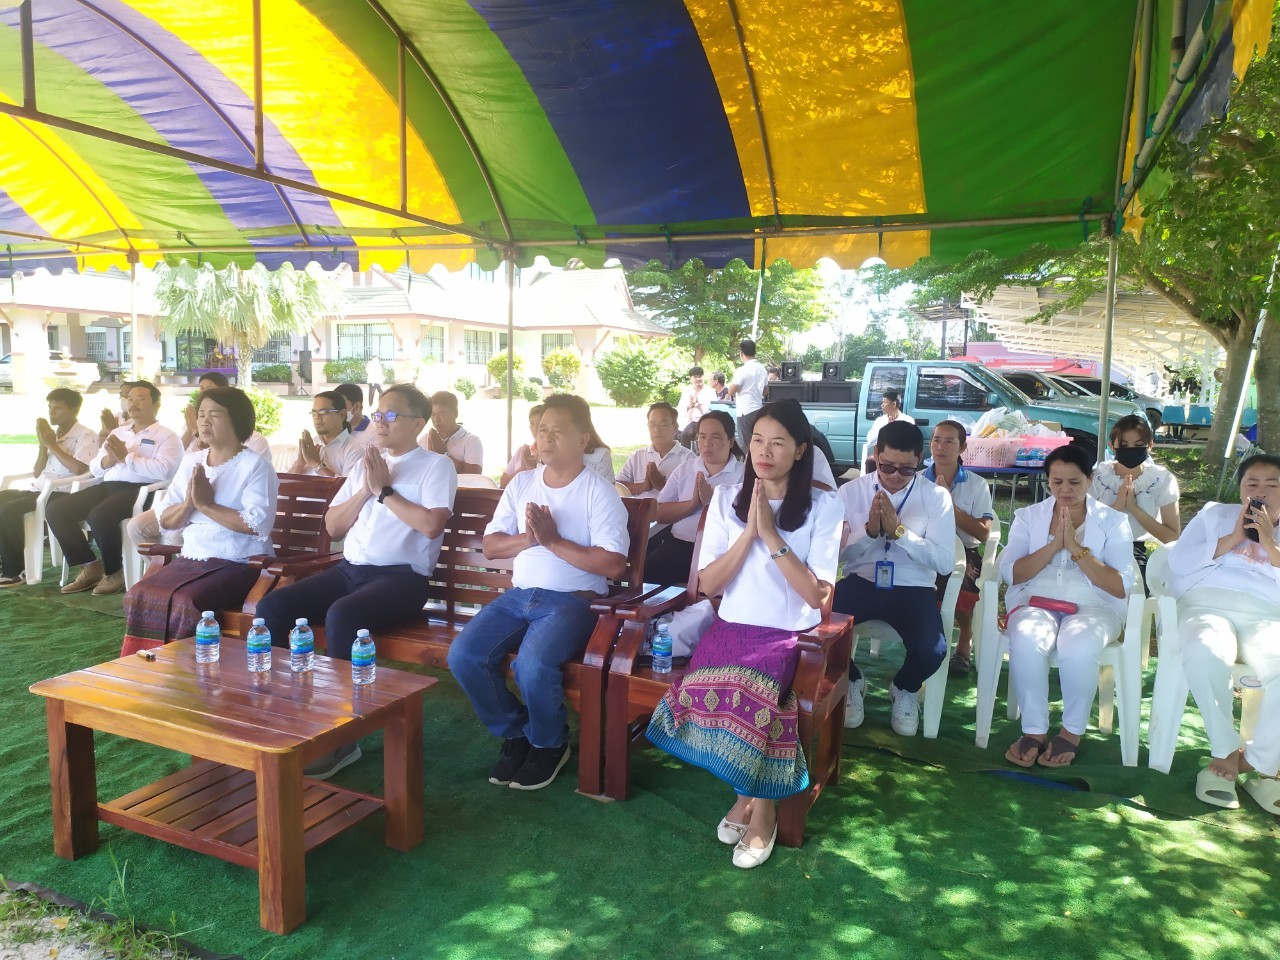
xmin=138 ymin=473 xmax=346 ymax=638
xmin=597 ymin=503 xmax=854 ymax=848
xmin=254 ymin=486 xmax=657 ymax=796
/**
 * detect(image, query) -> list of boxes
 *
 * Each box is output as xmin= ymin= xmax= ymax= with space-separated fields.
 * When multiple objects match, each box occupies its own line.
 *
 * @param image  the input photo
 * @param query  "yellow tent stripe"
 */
xmin=1232 ymin=0 xmax=1273 ymax=76
xmin=124 ymin=0 xmax=464 ymax=268
xmin=686 ymin=0 xmax=927 ymax=265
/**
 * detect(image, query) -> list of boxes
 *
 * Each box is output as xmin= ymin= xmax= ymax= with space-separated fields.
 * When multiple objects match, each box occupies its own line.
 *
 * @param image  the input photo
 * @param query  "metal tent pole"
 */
xmin=1216 ymin=243 xmax=1280 ymax=497
xmin=505 ymin=255 xmax=516 ymax=461
xmin=1096 ymin=227 xmax=1118 ymax=451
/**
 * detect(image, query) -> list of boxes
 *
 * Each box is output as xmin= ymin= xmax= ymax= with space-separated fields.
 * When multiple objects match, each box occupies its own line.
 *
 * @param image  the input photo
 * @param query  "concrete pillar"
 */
xmin=129 ymin=314 xmax=164 ymax=383
xmin=8 ymin=309 xmax=52 ymax=396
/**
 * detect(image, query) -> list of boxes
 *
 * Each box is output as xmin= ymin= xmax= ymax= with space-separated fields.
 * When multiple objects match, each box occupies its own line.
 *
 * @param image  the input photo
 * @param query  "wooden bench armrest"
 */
xmin=794 ymin=613 xmax=854 ymax=655
xmin=606 ymin=585 xmax=691 ymax=621
xmin=135 ymin=542 xmax=182 ymax=559
xmin=590 ymin=582 xmax=670 ymax=615
xmin=260 ymin=551 xmax=344 ymax=577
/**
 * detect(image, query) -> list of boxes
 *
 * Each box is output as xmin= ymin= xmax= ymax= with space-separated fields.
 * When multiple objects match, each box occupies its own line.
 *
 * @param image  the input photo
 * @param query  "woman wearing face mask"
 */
xmin=1089 ymin=415 xmax=1180 ymax=584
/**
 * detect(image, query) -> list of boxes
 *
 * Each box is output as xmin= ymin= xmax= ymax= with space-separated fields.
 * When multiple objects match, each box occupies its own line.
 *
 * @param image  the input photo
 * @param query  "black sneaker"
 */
xmin=488 ymin=737 xmax=531 ymax=785
xmin=508 ymin=742 xmax=571 ymax=791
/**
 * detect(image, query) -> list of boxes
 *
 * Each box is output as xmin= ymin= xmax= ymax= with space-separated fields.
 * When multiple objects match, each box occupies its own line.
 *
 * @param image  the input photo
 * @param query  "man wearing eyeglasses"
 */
xmin=254 ymin=384 xmax=457 ymax=780
xmin=289 ymin=391 xmax=364 ymax=478
xmin=833 ymin=420 xmax=956 ymax=737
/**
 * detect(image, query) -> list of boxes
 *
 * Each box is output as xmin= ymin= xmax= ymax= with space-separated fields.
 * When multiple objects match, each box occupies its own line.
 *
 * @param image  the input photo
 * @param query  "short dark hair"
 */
xmin=383 ymin=383 xmax=432 ymax=420
xmin=697 ymin=409 xmax=742 ymax=459
xmin=315 ymin=390 xmax=350 ymax=432
xmin=877 ymin=419 xmax=924 ymax=457
xmin=542 ymin=392 xmax=595 ymax=436
xmin=710 ymin=371 xmax=726 ymax=386
xmin=198 ymin=387 xmax=256 ymax=442
xmin=1110 ymin=414 xmax=1153 ymax=448
xmin=647 ymin=402 xmax=678 ymax=423
xmin=739 ymin=339 xmax=757 ymax=358
xmin=198 ymin=371 xmax=229 ymax=389
xmin=1237 ymin=453 xmax=1280 ymax=485
xmin=688 ymin=366 xmax=704 ymax=378
xmin=46 ymin=387 xmax=83 ymax=413
xmin=129 ymin=380 xmax=161 ymax=405
xmin=882 ymin=388 xmax=902 ymax=407
xmin=1043 ymin=442 xmax=1095 ymax=478
xmin=430 ymin=390 xmax=459 ymax=414
xmin=932 ymin=419 xmax=968 ymax=447
xmin=334 ymin=383 xmax=363 ymax=410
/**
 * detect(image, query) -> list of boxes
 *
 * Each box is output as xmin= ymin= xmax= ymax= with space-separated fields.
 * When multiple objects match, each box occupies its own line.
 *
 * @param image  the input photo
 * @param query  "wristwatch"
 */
xmin=377 ymin=485 xmax=395 ymax=504
xmin=892 ymin=524 xmax=907 ymax=540
xmin=770 ymin=545 xmax=790 ymax=560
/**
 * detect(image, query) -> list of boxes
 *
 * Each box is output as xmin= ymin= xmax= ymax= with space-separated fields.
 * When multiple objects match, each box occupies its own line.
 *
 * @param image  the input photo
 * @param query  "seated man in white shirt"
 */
xmin=448 ymin=393 xmax=629 ymax=792
xmin=616 ymin=402 xmax=694 ymax=499
xmin=289 ymin=391 xmax=364 ymax=478
xmin=835 ymin=420 xmax=956 ymax=736
xmin=48 ymin=381 xmax=182 ymax=596
xmin=335 ymin=382 xmax=376 ymax=446
xmin=255 ymin=385 xmax=457 ymax=779
xmin=862 ymin=388 xmax=915 ymax=473
xmin=677 ymin=366 xmax=718 ymax=448
xmin=421 ymin=390 xmax=484 ymax=474
xmin=0 ymin=388 xmax=101 ymax=586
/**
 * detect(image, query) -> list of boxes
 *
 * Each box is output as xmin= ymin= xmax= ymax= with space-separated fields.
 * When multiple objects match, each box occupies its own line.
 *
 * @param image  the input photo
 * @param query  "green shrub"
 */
xmin=246 ymin=387 xmax=283 ymax=437
xmin=454 ymin=376 xmax=477 ymax=400
xmin=596 ymin=339 xmax=678 ymax=407
xmin=542 ymin=349 xmax=581 ymax=389
xmin=323 ymin=358 xmax=367 ymax=384
xmin=252 ymin=363 xmax=291 ymax=383
xmin=522 ymin=382 xmax=542 ymax=402
xmin=486 ymin=353 xmax=525 ymax=387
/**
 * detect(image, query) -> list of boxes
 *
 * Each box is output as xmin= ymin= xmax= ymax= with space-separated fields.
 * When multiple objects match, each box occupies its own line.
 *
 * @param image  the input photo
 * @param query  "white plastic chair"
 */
xmin=57 ymin=478 xmax=169 ymax=588
xmin=968 ymin=525 xmax=1004 ymax=667
xmin=974 ymin=575 xmax=1144 ymax=766
xmin=269 ymin=443 xmax=297 ymax=472
xmin=1144 ymin=544 xmax=1262 ymax=774
xmin=457 ymin=474 xmax=499 ymax=489
xmin=851 ymin=539 xmax=966 ymax=739
xmin=0 ymin=471 xmax=96 ymax=585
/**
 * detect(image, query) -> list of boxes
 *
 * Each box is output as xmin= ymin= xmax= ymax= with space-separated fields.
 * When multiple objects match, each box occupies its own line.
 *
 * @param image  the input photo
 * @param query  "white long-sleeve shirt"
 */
xmin=1167 ymin=501 xmax=1280 ymax=599
xmin=838 ymin=472 xmax=955 ymax=588
xmin=156 ymin=448 xmax=279 ymax=561
xmin=90 ymin=421 xmax=182 ymax=484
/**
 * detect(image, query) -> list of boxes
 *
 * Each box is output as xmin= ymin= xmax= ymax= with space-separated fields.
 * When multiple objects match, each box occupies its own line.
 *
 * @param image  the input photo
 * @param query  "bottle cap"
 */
xmin=252 ymin=618 xmax=266 ymax=626
xmin=202 ymin=611 xmax=215 ymax=618
xmin=295 ymin=618 xmax=308 ymax=626
xmin=356 ymin=629 xmax=370 ymax=637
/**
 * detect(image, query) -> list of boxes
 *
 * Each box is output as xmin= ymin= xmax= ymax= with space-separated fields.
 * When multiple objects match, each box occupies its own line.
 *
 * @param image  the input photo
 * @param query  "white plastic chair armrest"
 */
xmin=131 ymin=480 xmax=169 ymax=515
xmin=1 ymin=471 xmax=36 ymax=490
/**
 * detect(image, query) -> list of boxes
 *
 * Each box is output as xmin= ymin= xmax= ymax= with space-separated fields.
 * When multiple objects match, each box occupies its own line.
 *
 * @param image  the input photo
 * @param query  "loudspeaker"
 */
xmin=298 ymin=349 xmax=312 ymax=381
xmin=812 ymin=380 xmax=857 ymax=404
xmin=763 ymin=381 xmax=808 ymax=404
xmin=822 ymin=361 xmax=846 ymax=381
xmin=780 ymin=360 xmax=802 ymax=382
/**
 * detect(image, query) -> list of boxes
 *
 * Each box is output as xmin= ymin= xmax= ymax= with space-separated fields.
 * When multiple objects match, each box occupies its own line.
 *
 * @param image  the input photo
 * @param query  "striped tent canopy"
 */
xmin=0 ymin=0 xmax=1272 ymax=277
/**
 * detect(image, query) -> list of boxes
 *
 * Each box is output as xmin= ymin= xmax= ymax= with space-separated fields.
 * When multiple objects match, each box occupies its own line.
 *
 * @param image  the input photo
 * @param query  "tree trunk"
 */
xmin=1203 ymin=322 xmax=1254 ymax=462
xmin=236 ymin=334 xmax=254 ymax=390
xmin=1255 ymin=317 xmax=1280 ymax=453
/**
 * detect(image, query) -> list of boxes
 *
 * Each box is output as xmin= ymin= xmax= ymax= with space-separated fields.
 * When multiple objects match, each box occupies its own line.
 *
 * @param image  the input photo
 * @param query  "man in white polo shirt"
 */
xmin=616 ymin=402 xmax=694 ymax=498
xmin=835 ymin=420 xmax=956 ymax=736
xmin=677 ymin=366 xmax=718 ymax=447
xmin=255 ymin=384 xmax=457 ymax=779
xmin=726 ymin=338 xmax=768 ymax=450
xmin=449 ymin=393 xmax=629 ymax=792
xmin=421 ymin=390 xmax=484 ymax=474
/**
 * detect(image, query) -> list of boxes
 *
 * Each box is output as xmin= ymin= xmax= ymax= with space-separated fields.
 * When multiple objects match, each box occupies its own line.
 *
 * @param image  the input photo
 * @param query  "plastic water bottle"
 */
xmin=195 ymin=611 xmax=220 ymax=664
xmin=351 ymin=629 xmax=376 ymax=685
xmin=652 ymin=622 xmax=673 ymax=674
xmin=289 ymin=618 xmax=315 ymax=673
xmin=246 ymin=617 xmax=272 ymax=673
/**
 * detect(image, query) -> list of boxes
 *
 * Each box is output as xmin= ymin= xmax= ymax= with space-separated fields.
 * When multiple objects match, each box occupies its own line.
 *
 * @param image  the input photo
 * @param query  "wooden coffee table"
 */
xmin=30 ymin=639 xmax=437 ymax=933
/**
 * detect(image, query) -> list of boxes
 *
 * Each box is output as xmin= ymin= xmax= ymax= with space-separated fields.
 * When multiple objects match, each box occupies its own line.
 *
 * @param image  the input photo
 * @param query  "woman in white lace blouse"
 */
xmin=121 ymin=387 xmax=278 ymax=655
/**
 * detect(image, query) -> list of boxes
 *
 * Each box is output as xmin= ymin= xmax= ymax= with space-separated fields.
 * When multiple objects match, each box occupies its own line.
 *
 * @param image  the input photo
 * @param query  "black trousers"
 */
xmin=255 ymin=559 xmax=432 ymax=661
xmin=833 ymin=575 xmax=947 ymax=694
xmin=643 ymin=527 xmax=696 ymax=587
xmin=0 ymin=489 xmax=69 ymax=577
xmin=45 ymin=481 xmax=145 ymax=575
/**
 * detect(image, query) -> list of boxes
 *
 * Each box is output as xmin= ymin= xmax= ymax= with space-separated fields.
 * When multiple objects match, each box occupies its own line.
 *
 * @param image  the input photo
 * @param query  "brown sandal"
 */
xmin=1037 ymin=735 xmax=1080 ymax=767
xmin=1004 ymin=735 xmax=1047 ymax=768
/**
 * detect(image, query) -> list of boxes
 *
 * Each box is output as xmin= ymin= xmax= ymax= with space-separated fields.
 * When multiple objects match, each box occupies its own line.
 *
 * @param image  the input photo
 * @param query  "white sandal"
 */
xmin=1242 ymin=776 xmax=1280 ymax=815
xmin=1195 ymin=767 xmax=1241 ymax=810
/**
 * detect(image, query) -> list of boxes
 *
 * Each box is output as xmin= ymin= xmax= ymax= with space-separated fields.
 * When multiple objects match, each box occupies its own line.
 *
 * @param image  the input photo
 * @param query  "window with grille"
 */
xmin=85 ymin=330 xmax=107 ymax=361
xmin=422 ymin=324 xmax=444 ymax=362
xmin=541 ymin=333 xmax=574 ymax=356
xmin=337 ymin=323 xmax=395 ymax=360
xmin=252 ymin=335 xmax=292 ymax=364
xmin=47 ymin=328 xmax=59 ymax=351
xmin=464 ymin=329 xmax=493 ymax=365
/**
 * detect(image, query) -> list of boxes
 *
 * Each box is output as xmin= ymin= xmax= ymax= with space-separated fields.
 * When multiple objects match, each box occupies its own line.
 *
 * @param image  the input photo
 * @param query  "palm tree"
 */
xmin=151 ymin=260 xmax=346 ymax=388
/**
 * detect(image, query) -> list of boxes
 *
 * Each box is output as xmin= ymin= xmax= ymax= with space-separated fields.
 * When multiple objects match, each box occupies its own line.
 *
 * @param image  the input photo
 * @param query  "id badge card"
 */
xmin=874 ymin=560 xmax=895 ymax=590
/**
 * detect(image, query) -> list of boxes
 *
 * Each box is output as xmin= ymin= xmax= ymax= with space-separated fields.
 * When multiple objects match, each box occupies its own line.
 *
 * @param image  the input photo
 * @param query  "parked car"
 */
xmin=0 ymin=354 xmax=10 ymax=390
xmin=1061 ymin=375 xmax=1163 ymax=430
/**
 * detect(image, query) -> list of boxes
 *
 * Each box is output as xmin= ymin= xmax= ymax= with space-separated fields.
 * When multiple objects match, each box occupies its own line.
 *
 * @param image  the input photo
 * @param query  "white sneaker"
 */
xmin=843 ymin=677 xmax=866 ymax=729
xmin=889 ymin=683 xmax=920 ymax=736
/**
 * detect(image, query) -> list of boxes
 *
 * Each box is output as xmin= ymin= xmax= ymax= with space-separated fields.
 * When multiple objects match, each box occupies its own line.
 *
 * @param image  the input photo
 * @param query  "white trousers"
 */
xmin=1178 ymin=587 xmax=1280 ymax=775
xmin=1008 ymin=605 xmax=1122 ymax=736
xmin=125 ymin=509 xmax=183 ymax=551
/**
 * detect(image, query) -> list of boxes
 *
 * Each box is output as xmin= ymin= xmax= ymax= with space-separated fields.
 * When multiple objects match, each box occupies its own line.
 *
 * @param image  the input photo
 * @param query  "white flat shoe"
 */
xmin=716 ymin=817 xmax=748 ymax=845
xmin=732 ymin=824 xmax=777 ymax=869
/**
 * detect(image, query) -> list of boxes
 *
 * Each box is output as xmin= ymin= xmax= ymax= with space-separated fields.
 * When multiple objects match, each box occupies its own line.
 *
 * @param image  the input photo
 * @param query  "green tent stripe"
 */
xmin=904 ymin=0 xmax=1138 ymax=228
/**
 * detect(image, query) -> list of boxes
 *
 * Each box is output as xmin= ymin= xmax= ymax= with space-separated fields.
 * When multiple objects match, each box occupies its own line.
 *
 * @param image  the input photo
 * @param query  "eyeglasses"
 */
xmin=877 ymin=464 xmax=919 ymax=477
xmin=370 ymin=411 xmax=419 ymax=423
xmin=311 ymin=408 xmax=341 ymax=417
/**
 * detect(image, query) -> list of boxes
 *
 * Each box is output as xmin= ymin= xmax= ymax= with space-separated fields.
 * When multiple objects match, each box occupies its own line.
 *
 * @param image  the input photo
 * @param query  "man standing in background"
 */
xmin=726 ymin=338 xmax=768 ymax=450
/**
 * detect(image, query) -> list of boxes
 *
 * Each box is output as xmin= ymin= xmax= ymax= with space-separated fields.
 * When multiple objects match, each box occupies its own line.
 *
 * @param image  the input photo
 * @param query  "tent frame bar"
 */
xmin=726 ymin=0 xmax=781 ymax=229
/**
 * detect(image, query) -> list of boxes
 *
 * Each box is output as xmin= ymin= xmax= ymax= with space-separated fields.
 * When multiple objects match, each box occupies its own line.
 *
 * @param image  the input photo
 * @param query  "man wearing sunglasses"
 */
xmin=289 ymin=391 xmax=363 ymax=478
xmin=833 ymin=420 xmax=956 ymax=736
xmin=255 ymin=385 xmax=457 ymax=779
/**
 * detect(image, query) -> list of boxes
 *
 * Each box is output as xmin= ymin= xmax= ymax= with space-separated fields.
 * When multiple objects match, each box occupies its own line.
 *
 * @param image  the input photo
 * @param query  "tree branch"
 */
xmin=1133 ymin=264 xmax=1231 ymax=349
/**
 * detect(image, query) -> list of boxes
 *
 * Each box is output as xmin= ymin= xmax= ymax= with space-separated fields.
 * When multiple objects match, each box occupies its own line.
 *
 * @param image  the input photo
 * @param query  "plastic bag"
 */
xmin=667 ymin=599 xmax=716 ymax=657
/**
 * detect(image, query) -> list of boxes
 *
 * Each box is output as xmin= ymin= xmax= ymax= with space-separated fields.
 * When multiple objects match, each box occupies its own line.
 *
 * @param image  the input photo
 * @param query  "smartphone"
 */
xmin=1030 ymin=595 xmax=1079 ymax=615
xmin=1245 ymin=498 xmax=1266 ymax=543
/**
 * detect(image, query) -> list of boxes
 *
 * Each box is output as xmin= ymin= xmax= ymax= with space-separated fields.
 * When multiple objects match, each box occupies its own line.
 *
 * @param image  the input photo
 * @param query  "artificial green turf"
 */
xmin=2 ymin=579 xmax=1278 ymax=960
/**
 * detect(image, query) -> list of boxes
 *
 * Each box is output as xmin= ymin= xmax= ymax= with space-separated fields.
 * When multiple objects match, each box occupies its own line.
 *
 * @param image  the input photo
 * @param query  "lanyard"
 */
xmin=874 ymin=478 xmax=916 ymax=553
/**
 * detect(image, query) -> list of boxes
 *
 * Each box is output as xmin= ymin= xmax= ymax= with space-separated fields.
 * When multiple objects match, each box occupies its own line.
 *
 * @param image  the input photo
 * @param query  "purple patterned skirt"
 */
xmin=122 ymin=557 xmax=259 ymax=655
xmin=646 ymin=617 xmax=809 ymax=799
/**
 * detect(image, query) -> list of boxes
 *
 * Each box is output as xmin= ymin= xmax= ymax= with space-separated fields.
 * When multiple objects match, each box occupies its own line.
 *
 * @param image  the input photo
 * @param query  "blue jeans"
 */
xmin=833 ymin=575 xmax=947 ymax=693
xmin=447 ymin=588 xmax=599 ymax=748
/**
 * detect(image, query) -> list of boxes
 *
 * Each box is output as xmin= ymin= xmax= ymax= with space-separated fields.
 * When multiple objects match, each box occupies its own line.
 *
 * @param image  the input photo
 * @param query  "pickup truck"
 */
xmin=746 ymin=360 xmax=1138 ymax=474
